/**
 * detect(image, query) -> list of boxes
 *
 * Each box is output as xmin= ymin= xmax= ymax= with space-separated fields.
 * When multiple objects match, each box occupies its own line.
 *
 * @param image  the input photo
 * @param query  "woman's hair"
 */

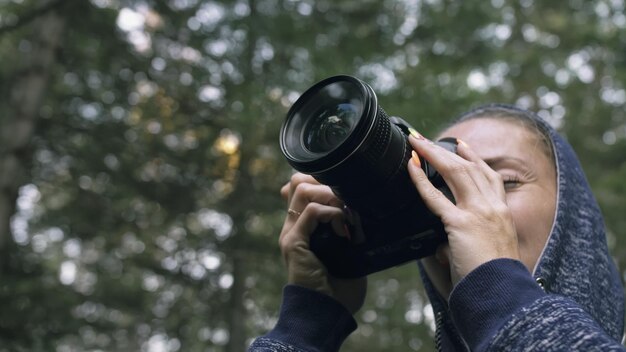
xmin=445 ymin=104 xmax=555 ymax=163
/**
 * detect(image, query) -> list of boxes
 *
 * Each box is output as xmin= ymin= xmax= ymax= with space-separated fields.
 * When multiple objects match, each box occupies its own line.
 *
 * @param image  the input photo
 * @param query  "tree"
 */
xmin=0 ymin=0 xmax=624 ymax=351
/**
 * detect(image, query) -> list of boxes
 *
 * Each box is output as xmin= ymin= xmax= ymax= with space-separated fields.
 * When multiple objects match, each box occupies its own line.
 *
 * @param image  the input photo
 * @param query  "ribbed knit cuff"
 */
xmin=449 ymin=258 xmax=546 ymax=352
xmin=265 ymin=285 xmax=357 ymax=352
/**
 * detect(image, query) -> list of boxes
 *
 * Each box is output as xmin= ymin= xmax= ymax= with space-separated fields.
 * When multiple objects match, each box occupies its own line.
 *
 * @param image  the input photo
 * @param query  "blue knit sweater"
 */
xmin=249 ymin=106 xmax=625 ymax=351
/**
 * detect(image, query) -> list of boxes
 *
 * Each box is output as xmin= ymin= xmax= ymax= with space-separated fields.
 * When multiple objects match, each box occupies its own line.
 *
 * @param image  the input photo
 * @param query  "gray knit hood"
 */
xmin=419 ymin=104 xmax=625 ymax=350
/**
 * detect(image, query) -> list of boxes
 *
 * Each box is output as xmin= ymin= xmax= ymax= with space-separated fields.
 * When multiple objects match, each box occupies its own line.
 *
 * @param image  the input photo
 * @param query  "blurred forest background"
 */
xmin=1 ymin=0 xmax=625 ymax=351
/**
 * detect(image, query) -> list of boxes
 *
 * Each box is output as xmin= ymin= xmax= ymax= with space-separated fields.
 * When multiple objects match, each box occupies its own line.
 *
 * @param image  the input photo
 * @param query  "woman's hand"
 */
xmin=408 ymin=135 xmax=520 ymax=288
xmin=278 ymin=173 xmax=367 ymax=314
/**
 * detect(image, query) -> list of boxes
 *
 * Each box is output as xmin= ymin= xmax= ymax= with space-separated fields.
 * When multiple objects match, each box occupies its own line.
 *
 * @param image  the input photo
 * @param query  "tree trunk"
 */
xmin=0 ymin=10 xmax=64 ymax=264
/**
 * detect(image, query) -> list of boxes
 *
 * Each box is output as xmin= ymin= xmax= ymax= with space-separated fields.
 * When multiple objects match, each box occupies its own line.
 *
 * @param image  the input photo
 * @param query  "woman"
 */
xmin=249 ymin=104 xmax=625 ymax=351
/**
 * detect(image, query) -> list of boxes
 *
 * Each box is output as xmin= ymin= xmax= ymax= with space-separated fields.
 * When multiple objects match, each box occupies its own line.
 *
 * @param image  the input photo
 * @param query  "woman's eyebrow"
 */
xmin=483 ymin=156 xmax=529 ymax=170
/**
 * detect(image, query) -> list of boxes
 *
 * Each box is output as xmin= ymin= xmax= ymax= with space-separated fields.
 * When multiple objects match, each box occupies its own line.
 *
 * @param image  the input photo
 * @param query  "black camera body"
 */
xmin=280 ymin=75 xmax=456 ymax=278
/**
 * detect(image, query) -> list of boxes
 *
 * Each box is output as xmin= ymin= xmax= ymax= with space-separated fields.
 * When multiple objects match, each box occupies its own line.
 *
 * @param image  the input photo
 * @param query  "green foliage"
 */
xmin=0 ymin=0 xmax=625 ymax=351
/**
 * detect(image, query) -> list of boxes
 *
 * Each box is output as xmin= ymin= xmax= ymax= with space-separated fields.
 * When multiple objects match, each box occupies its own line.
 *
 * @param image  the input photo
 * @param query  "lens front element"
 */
xmin=303 ymin=103 xmax=359 ymax=153
xmin=280 ymin=75 xmax=377 ymax=174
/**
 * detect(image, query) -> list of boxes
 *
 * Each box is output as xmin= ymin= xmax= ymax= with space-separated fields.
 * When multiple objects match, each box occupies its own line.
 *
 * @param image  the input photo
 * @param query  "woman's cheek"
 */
xmin=506 ymin=191 xmax=552 ymax=272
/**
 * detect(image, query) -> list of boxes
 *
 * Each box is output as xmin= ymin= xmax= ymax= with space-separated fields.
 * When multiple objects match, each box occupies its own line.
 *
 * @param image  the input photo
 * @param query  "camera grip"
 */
xmin=309 ymin=222 xmax=366 ymax=278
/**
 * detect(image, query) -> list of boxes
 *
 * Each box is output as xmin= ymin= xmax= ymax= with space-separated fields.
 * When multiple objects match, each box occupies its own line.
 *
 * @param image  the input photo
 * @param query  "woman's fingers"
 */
xmin=455 ymin=139 xmax=506 ymax=201
xmin=279 ymin=173 xmax=345 ymax=245
xmin=279 ymin=203 xmax=347 ymax=261
xmin=281 ymin=173 xmax=319 ymax=204
xmin=290 ymin=182 xmax=343 ymax=211
xmin=282 ymin=183 xmax=343 ymax=232
xmin=409 ymin=136 xmax=502 ymax=206
xmin=407 ymin=151 xmax=456 ymax=218
xmin=409 ymin=136 xmax=479 ymax=203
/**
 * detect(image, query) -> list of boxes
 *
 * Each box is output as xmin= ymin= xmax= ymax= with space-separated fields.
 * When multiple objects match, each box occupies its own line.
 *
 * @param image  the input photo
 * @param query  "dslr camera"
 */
xmin=280 ymin=75 xmax=456 ymax=278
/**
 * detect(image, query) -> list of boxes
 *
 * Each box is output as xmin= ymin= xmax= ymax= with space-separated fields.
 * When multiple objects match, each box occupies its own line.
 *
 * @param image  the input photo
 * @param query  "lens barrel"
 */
xmin=280 ymin=75 xmax=417 ymax=218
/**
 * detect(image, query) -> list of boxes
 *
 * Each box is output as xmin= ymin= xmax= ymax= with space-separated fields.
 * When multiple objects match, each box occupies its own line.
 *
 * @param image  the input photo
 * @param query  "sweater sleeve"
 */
xmin=248 ymin=285 xmax=357 ymax=352
xmin=449 ymin=258 xmax=626 ymax=352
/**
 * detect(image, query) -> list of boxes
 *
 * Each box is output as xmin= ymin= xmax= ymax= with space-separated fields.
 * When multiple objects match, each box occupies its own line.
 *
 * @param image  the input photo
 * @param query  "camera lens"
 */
xmin=303 ymin=103 xmax=360 ymax=153
xmin=280 ymin=75 xmax=416 ymax=217
xmin=281 ymin=78 xmax=366 ymax=162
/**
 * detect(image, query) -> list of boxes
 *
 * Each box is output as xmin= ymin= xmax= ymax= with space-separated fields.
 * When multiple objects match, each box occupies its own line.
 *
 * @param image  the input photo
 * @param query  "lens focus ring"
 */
xmin=361 ymin=106 xmax=392 ymax=168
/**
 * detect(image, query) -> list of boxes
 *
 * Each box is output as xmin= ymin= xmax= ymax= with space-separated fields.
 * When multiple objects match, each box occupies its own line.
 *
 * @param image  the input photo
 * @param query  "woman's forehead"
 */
xmin=440 ymin=118 xmax=557 ymax=189
xmin=440 ymin=117 xmax=530 ymax=144
xmin=439 ymin=118 xmax=543 ymax=161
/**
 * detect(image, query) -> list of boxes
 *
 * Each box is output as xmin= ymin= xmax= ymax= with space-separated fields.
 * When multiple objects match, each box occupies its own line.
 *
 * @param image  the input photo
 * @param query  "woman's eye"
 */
xmin=503 ymin=176 xmax=521 ymax=190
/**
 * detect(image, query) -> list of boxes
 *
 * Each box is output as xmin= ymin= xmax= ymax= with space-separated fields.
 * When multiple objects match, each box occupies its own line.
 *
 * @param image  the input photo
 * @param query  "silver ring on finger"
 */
xmin=287 ymin=208 xmax=302 ymax=217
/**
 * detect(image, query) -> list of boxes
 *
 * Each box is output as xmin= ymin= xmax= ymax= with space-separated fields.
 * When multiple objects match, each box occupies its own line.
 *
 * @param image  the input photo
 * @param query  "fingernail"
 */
xmin=411 ymin=150 xmax=421 ymax=168
xmin=409 ymin=128 xmax=424 ymax=140
xmin=456 ymin=138 xmax=469 ymax=148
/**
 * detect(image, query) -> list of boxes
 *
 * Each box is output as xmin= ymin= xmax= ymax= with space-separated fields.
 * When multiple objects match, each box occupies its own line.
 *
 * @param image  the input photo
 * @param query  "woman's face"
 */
xmin=439 ymin=117 xmax=557 ymax=272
